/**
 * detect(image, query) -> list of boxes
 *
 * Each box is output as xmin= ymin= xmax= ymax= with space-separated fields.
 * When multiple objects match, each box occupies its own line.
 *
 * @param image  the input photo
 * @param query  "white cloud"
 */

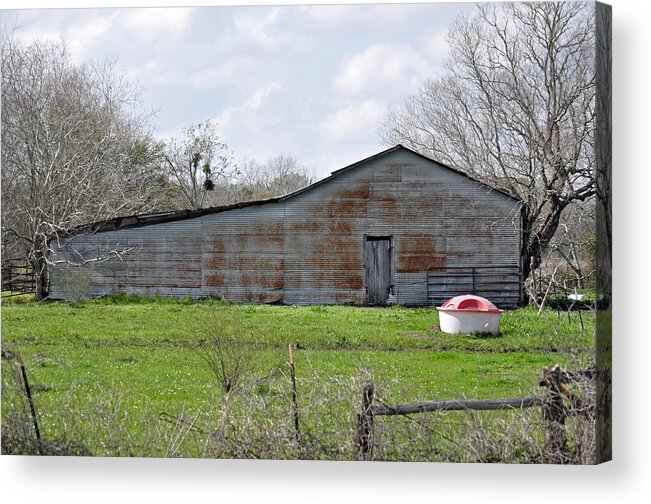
xmin=14 ymin=12 xmax=118 ymax=62
xmin=320 ymin=100 xmax=384 ymax=143
xmin=424 ymin=32 xmax=449 ymax=59
xmin=190 ymin=57 xmax=256 ymax=90
xmin=214 ymin=106 xmax=235 ymax=131
xmin=333 ymin=43 xmax=429 ymax=95
xmin=5 ymin=3 xmax=465 ymax=183
xmin=67 ymin=13 xmax=117 ymax=59
xmin=301 ymin=5 xmax=353 ymax=25
xmin=209 ymin=81 xmax=284 ymax=160
xmin=301 ymin=4 xmax=437 ymax=29
xmin=13 ymin=26 xmax=61 ymax=46
xmin=245 ymin=82 xmax=282 ymax=110
xmin=125 ymin=60 xmax=182 ymax=87
xmin=233 ymin=7 xmax=288 ymax=47
xmin=120 ymin=7 xmax=194 ymax=39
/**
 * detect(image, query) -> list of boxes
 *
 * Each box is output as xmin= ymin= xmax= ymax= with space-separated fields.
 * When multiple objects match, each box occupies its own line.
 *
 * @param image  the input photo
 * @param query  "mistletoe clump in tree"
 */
xmin=163 ymin=121 xmax=234 ymax=209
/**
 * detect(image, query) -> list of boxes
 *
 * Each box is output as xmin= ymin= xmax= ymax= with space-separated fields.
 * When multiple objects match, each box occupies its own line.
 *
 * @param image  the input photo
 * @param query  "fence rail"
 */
xmin=373 ymin=396 xmax=541 ymax=416
xmin=427 ymin=264 xmax=522 ymax=308
xmin=356 ymin=365 xmax=593 ymax=463
xmin=1 ymin=260 xmax=35 ymax=297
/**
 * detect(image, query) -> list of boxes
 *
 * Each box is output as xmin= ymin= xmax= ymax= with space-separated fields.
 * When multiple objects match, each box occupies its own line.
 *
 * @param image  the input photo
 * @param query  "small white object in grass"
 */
xmin=568 ymin=293 xmax=587 ymax=301
xmin=436 ymin=295 xmax=503 ymax=334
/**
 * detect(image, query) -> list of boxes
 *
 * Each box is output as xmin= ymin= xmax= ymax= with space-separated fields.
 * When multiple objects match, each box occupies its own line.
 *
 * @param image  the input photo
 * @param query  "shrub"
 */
xmin=55 ymin=263 xmax=95 ymax=302
xmin=194 ymin=310 xmax=256 ymax=394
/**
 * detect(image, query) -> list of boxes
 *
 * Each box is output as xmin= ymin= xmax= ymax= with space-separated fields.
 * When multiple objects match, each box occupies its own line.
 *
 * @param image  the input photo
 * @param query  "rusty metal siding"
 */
xmin=50 ymin=205 xmax=286 ymax=302
xmin=49 ymin=220 xmax=203 ymax=299
xmin=283 ymin=148 xmax=520 ymax=306
xmin=200 ymin=204 xmax=285 ymax=303
xmin=283 ymin=166 xmax=370 ymax=305
xmin=392 ymin=150 xmax=520 ymax=306
xmin=49 ymin=147 xmax=521 ymax=307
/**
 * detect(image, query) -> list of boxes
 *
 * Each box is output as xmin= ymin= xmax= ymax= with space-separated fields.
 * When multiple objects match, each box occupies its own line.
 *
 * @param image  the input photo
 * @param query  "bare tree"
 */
xmin=232 ymin=154 xmax=313 ymax=202
xmin=162 ymin=121 xmax=234 ymax=209
xmin=381 ymin=2 xmax=596 ymax=281
xmin=545 ymin=201 xmax=595 ymax=291
xmin=1 ymin=33 xmax=168 ymax=299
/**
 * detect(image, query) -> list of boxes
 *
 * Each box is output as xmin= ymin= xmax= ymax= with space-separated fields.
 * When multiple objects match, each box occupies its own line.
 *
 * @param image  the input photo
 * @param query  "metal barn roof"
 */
xmin=69 ymin=144 xmax=520 ymax=236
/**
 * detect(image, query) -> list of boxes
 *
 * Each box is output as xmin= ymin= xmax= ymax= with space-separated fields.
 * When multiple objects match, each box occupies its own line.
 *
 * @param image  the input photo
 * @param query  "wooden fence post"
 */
xmin=356 ymin=382 xmax=374 ymax=460
xmin=541 ymin=365 xmax=568 ymax=463
xmin=16 ymin=352 xmax=43 ymax=455
xmin=288 ymin=344 xmax=301 ymax=445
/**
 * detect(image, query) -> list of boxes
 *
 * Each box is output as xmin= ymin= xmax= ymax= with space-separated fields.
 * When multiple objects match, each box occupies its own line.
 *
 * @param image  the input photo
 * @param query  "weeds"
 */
xmin=2 ymin=299 xmax=596 ymax=461
xmin=1 ymin=355 xmax=92 ymax=456
xmin=1 ymin=353 xmax=596 ymax=462
xmin=193 ymin=310 xmax=259 ymax=394
xmin=370 ymin=371 xmax=596 ymax=464
xmin=55 ymin=263 xmax=95 ymax=302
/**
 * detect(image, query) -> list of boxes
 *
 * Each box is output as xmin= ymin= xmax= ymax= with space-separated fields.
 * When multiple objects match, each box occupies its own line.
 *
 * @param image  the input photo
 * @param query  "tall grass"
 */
xmin=2 ymin=349 xmax=596 ymax=462
xmin=1 ymin=297 xmax=596 ymax=461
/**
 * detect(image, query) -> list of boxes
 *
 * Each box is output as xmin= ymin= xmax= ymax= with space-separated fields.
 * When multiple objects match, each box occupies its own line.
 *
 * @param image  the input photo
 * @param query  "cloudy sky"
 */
xmin=3 ymin=2 xmax=471 ymax=178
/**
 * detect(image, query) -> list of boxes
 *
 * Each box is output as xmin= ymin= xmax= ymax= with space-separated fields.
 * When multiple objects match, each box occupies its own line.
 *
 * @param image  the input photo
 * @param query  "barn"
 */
xmin=48 ymin=145 xmax=523 ymax=307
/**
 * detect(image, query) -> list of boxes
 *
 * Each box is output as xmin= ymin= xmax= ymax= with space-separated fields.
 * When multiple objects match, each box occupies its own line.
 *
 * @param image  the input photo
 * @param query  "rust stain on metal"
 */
xmin=206 ymin=252 xmax=225 ymax=270
xmin=337 ymin=183 xmax=371 ymax=200
xmin=327 ymin=220 xmax=353 ymax=234
xmin=261 ymin=275 xmax=283 ymax=289
xmin=240 ymin=272 xmax=252 ymax=289
xmin=399 ymin=235 xmax=440 ymax=254
xmin=205 ymin=272 xmax=224 ymax=287
xmin=207 ymin=255 xmax=282 ymax=271
xmin=314 ymin=240 xmax=358 ymax=254
xmin=254 ymin=222 xmax=283 ymax=234
xmin=371 ymin=195 xmax=398 ymax=213
xmin=397 ymin=254 xmax=446 ymax=273
xmin=325 ymin=199 xmax=368 ymax=218
xmin=340 ymin=276 xmax=363 ymax=290
xmin=211 ymin=236 xmax=226 ymax=254
xmin=395 ymin=234 xmax=447 ymax=273
xmin=292 ymin=221 xmax=323 ymax=233
xmin=305 ymin=271 xmax=363 ymax=290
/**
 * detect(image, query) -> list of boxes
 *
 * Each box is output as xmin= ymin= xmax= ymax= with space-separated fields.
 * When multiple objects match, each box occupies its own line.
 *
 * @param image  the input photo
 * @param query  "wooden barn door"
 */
xmin=364 ymin=236 xmax=392 ymax=306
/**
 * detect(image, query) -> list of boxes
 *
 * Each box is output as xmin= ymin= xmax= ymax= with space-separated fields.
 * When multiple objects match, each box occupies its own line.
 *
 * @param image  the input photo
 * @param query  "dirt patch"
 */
xmin=403 ymin=333 xmax=431 ymax=340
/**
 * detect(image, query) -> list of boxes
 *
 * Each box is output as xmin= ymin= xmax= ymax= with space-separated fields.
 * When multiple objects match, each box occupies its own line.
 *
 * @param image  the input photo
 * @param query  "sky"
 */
xmin=2 ymin=2 xmax=472 ymax=178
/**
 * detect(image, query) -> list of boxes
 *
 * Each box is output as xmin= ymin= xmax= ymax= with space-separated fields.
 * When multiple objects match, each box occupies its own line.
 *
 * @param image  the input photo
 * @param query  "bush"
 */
xmin=194 ymin=310 xmax=256 ymax=394
xmin=55 ymin=263 xmax=95 ymax=302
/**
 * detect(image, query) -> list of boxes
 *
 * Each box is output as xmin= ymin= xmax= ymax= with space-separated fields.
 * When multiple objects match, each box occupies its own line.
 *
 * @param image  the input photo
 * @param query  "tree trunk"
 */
xmin=32 ymin=236 xmax=49 ymax=301
xmin=521 ymin=210 xmax=533 ymax=281
xmin=521 ymin=200 xmax=567 ymax=282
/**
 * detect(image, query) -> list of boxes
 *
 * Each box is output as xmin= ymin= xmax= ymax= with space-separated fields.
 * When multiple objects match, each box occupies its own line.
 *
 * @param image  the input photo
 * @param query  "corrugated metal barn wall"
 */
xmin=201 ymin=203 xmax=285 ymax=303
xmin=49 ymin=218 xmax=205 ymax=299
xmin=282 ymin=148 xmax=521 ymax=306
xmin=48 ymin=205 xmax=286 ymax=303
xmin=49 ymin=148 xmax=522 ymax=306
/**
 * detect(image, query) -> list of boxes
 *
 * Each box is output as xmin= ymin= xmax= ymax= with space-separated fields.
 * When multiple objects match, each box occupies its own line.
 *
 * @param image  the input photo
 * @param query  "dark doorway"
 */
xmin=364 ymin=236 xmax=392 ymax=306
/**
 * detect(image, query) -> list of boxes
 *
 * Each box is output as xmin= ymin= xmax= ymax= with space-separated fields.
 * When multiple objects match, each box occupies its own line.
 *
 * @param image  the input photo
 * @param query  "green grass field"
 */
xmin=1 ymin=295 xmax=595 ymax=460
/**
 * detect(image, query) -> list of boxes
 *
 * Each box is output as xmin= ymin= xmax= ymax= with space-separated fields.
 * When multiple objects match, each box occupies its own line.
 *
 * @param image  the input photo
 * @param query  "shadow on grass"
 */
xmin=468 ymin=331 xmax=504 ymax=340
